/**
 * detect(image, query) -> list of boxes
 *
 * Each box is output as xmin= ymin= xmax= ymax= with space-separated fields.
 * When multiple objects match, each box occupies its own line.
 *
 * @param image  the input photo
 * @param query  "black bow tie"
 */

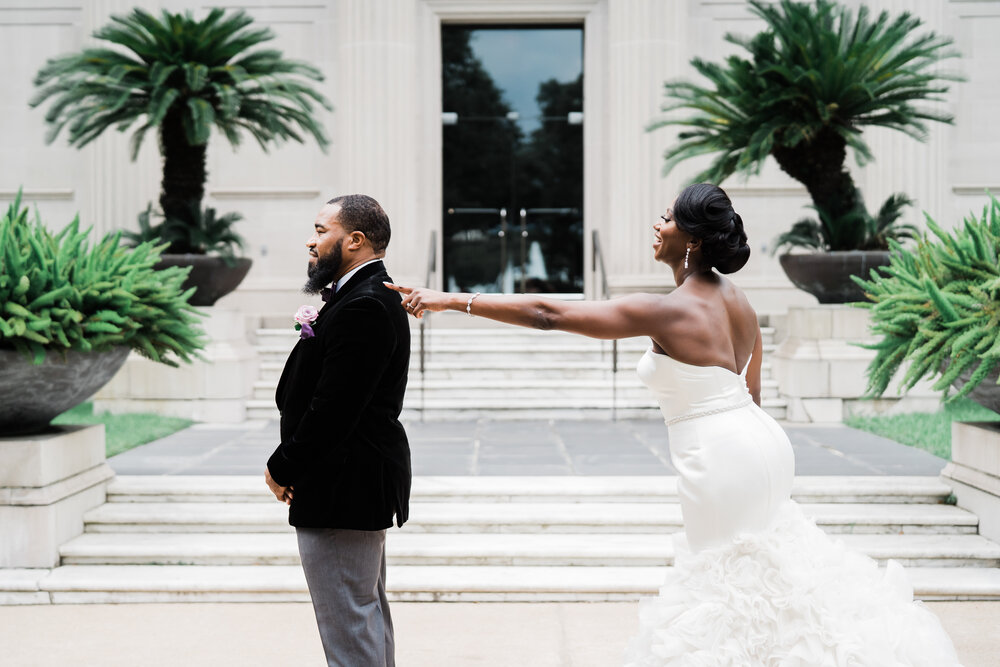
xmin=320 ymin=287 xmax=334 ymax=302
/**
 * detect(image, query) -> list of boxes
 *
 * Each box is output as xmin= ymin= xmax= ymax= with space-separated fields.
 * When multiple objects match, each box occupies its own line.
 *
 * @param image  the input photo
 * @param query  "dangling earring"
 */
xmin=684 ymin=246 xmax=690 ymax=269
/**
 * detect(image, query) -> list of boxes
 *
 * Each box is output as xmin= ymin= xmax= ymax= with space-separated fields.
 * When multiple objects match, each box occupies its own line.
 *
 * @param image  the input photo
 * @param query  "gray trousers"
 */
xmin=296 ymin=527 xmax=394 ymax=667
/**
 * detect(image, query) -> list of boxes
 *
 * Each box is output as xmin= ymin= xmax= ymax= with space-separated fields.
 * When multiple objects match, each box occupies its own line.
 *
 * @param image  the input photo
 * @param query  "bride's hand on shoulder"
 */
xmin=384 ymin=282 xmax=452 ymax=319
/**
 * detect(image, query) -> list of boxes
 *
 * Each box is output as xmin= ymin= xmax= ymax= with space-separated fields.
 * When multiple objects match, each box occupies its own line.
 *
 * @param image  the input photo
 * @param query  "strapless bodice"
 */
xmin=636 ymin=348 xmax=752 ymax=424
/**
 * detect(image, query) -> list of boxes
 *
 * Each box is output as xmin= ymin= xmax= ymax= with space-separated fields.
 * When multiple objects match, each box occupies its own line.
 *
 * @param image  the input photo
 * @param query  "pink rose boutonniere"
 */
xmin=294 ymin=305 xmax=319 ymax=340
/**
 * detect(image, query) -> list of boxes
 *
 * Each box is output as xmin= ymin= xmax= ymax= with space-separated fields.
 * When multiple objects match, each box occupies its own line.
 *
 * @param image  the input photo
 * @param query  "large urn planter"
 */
xmin=0 ymin=347 xmax=124 ymax=567
xmin=953 ymin=365 xmax=1000 ymax=415
xmin=0 ymin=346 xmax=130 ymax=436
xmin=779 ymin=251 xmax=892 ymax=304
xmin=155 ymin=254 xmax=252 ymax=307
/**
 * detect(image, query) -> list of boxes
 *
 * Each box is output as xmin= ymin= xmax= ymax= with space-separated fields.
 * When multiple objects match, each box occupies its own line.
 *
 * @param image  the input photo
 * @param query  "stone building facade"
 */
xmin=2 ymin=0 xmax=997 ymax=317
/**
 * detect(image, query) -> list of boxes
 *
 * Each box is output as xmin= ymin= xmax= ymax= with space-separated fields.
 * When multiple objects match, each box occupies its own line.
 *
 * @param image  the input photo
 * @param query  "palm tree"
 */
xmin=649 ymin=0 xmax=959 ymax=251
xmin=31 ymin=7 xmax=331 ymax=253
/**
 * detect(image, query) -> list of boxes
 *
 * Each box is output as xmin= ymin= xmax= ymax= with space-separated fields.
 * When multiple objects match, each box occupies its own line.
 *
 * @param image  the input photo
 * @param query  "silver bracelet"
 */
xmin=466 ymin=292 xmax=481 ymax=317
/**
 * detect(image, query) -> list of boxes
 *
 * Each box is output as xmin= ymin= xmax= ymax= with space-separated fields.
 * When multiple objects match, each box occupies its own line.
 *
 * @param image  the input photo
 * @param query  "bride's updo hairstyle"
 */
xmin=672 ymin=183 xmax=750 ymax=274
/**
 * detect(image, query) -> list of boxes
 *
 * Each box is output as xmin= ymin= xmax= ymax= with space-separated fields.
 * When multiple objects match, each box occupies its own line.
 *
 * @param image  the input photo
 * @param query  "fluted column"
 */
xmin=335 ymin=0 xmax=422 ymax=282
xmin=855 ymin=0 xmax=951 ymax=233
xmin=605 ymin=0 xmax=690 ymax=292
xmin=81 ymin=0 xmax=160 ymax=238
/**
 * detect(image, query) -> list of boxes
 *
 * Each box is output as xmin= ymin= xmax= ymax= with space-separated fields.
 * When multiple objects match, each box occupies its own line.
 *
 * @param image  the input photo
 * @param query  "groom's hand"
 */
xmin=265 ymin=467 xmax=293 ymax=505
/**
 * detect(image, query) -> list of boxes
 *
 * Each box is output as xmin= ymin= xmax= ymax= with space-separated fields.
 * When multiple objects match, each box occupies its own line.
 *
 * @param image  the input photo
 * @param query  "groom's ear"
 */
xmin=346 ymin=230 xmax=368 ymax=251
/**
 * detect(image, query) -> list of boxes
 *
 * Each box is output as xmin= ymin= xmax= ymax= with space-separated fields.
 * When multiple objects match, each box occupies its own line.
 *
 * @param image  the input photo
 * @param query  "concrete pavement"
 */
xmin=3 ymin=420 xmax=983 ymax=665
xmin=107 ymin=418 xmax=951 ymax=477
xmin=2 ymin=601 xmax=997 ymax=666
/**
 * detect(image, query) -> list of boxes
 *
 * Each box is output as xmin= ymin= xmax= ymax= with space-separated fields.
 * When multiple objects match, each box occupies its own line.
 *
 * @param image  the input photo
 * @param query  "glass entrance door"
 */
xmin=442 ymin=26 xmax=584 ymax=294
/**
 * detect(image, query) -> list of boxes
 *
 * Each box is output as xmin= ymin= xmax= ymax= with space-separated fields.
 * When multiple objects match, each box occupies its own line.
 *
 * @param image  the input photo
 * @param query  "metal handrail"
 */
xmin=418 ymin=230 xmax=437 ymax=420
xmin=592 ymin=230 xmax=619 ymax=420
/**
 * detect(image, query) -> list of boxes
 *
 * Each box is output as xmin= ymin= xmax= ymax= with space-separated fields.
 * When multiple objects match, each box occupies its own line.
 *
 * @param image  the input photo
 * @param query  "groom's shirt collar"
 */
xmin=334 ymin=258 xmax=382 ymax=293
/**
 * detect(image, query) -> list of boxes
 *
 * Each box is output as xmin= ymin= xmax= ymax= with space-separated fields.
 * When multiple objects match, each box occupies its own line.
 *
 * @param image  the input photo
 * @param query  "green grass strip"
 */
xmin=52 ymin=401 xmax=192 ymax=458
xmin=845 ymin=398 xmax=1000 ymax=460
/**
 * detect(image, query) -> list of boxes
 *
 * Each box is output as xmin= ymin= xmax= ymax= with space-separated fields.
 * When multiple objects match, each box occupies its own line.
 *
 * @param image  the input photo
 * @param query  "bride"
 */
xmin=385 ymin=183 xmax=961 ymax=666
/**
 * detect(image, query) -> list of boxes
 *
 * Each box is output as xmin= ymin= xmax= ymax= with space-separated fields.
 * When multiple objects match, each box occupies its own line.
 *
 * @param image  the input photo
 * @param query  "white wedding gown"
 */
xmin=625 ymin=349 xmax=962 ymax=667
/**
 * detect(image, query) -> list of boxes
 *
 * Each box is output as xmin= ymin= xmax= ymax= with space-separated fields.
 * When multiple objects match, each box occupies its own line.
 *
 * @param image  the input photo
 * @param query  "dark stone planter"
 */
xmin=955 ymin=365 xmax=1000 ymax=415
xmin=0 ymin=346 xmax=130 ymax=436
xmin=155 ymin=255 xmax=252 ymax=307
xmin=779 ymin=251 xmax=892 ymax=304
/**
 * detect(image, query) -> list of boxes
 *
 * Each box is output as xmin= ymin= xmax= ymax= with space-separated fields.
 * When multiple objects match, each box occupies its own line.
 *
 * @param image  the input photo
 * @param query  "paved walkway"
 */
xmin=109 ymin=419 xmax=950 ymax=477
xmin=3 ymin=601 xmax=997 ymax=666
xmin=60 ymin=420 xmax=984 ymax=666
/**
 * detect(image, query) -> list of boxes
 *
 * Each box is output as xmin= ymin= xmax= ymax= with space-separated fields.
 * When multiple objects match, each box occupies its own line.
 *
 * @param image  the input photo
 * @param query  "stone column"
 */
xmin=79 ymin=0 xmax=160 ymax=237
xmin=605 ymin=0 xmax=690 ymax=294
xmin=334 ymin=0 xmax=422 ymax=286
xmin=0 ymin=425 xmax=113 ymax=568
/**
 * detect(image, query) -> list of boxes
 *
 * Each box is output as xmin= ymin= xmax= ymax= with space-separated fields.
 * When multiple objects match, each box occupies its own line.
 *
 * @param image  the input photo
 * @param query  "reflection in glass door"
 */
xmin=442 ymin=25 xmax=583 ymax=294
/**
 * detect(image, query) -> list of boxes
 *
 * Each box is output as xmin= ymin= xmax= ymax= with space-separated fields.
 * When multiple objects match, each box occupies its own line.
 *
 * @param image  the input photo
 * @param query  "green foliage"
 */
xmin=855 ymin=194 xmax=1000 ymax=402
xmin=123 ymin=202 xmax=245 ymax=259
xmin=31 ymin=7 xmax=330 ymax=156
xmin=773 ymin=191 xmax=920 ymax=253
xmin=0 ymin=190 xmax=206 ymax=365
xmin=845 ymin=398 xmax=1000 ymax=461
xmin=53 ymin=402 xmax=193 ymax=458
xmin=650 ymin=0 xmax=959 ymax=251
xmin=30 ymin=7 xmax=331 ymax=248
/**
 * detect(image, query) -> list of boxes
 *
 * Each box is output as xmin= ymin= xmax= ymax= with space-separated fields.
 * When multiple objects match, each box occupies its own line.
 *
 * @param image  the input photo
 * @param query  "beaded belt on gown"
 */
xmin=664 ymin=396 xmax=754 ymax=426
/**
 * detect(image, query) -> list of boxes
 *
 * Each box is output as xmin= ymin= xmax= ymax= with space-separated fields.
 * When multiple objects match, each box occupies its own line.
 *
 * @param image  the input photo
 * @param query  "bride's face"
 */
xmin=653 ymin=198 xmax=688 ymax=265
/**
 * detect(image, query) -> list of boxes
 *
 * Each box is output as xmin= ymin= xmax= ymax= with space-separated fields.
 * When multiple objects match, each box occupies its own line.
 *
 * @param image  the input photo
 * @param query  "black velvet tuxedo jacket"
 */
xmin=267 ymin=261 xmax=411 ymax=530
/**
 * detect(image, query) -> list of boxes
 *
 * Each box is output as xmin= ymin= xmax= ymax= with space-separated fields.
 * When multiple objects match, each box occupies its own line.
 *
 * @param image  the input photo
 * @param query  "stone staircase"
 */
xmin=246 ymin=316 xmax=788 ymax=421
xmin=7 ymin=475 xmax=1000 ymax=604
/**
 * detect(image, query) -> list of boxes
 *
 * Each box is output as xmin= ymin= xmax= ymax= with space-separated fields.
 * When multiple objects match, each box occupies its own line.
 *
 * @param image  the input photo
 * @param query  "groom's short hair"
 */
xmin=328 ymin=194 xmax=391 ymax=254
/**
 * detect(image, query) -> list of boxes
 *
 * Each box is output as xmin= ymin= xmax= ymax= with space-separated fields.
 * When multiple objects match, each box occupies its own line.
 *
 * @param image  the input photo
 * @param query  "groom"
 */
xmin=265 ymin=194 xmax=411 ymax=667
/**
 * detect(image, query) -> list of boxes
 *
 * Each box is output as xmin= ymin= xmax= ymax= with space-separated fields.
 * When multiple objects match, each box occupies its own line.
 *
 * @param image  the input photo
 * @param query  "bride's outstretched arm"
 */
xmin=384 ymin=283 xmax=671 ymax=341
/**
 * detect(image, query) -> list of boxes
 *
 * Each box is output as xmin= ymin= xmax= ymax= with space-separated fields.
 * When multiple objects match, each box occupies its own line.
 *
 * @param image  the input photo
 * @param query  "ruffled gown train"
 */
xmin=624 ymin=350 xmax=961 ymax=667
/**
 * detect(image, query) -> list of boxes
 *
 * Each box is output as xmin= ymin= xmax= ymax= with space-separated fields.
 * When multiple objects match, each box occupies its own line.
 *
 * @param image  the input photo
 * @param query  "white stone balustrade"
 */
xmin=0 ymin=425 xmax=113 ymax=568
xmin=944 ymin=422 xmax=1000 ymax=543
xmin=773 ymin=305 xmax=940 ymax=423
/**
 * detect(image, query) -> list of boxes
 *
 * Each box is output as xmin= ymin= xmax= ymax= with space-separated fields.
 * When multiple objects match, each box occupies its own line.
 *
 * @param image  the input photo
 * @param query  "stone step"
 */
xmin=256 ymin=361 xmax=777 ymax=383
xmin=255 ymin=326 xmax=778 ymax=345
xmin=106 ymin=476 xmax=956 ymax=505
xmin=15 ymin=564 xmax=1000 ymax=603
xmin=253 ymin=377 xmax=780 ymax=393
xmin=246 ymin=400 xmax=788 ymax=422
xmin=255 ymin=330 xmax=776 ymax=358
xmin=82 ymin=501 xmax=978 ymax=535
xmin=396 ymin=397 xmax=787 ymax=414
xmin=252 ymin=386 xmax=782 ymax=405
xmin=246 ymin=404 xmax=670 ymax=422
xmin=256 ymin=348 xmax=780 ymax=367
xmin=59 ymin=532 xmax=1000 ymax=568
xmin=253 ymin=395 xmax=785 ymax=410
xmin=257 ymin=344 xmax=643 ymax=362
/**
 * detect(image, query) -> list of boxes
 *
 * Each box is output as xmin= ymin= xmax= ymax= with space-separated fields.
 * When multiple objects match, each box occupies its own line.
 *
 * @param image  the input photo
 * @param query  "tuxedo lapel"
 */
xmin=315 ymin=260 xmax=386 ymax=324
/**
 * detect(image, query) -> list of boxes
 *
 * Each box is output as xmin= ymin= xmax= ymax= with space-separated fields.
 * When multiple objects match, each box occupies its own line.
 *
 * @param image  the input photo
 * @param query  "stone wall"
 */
xmin=0 ymin=1 xmax=997 ymax=318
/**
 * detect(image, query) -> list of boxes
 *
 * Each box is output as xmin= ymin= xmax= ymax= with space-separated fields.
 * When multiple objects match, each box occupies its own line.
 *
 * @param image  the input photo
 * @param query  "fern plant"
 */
xmin=0 ymin=190 xmax=205 ymax=365
xmin=650 ymin=0 xmax=959 ymax=251
xmin=773 ymin=192 xmax=920 ymax=253
xmin=855 ymin=194 xmax=1000 ymax=403
xmin=123 ymin=203 xmax=245 ymax=259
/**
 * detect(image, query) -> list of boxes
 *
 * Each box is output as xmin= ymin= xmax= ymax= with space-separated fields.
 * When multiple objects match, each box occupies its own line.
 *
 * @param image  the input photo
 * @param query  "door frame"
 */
xmin=418 ymin=0 xmax=607 ymax=298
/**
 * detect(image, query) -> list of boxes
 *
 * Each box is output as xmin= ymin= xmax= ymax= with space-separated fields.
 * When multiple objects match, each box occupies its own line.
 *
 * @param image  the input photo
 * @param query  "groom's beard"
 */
xmin=303 ymin=243 xmax=343 ymax=294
